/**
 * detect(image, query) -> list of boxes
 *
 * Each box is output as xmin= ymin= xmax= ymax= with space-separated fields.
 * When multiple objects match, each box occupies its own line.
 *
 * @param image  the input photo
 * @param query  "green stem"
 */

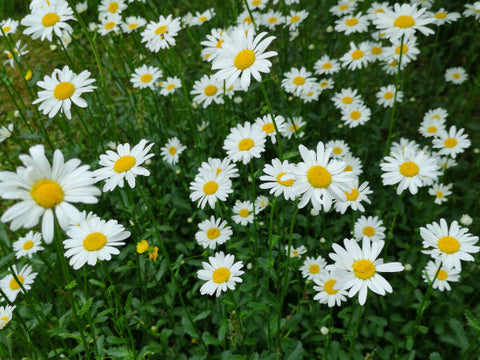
xmin=384 ymin=193 xmax=403 ymax=258
xmin=260 ymin=81 xmax=284 ymax=159
xmin=348 ymin=304 xmax=364 ymax=360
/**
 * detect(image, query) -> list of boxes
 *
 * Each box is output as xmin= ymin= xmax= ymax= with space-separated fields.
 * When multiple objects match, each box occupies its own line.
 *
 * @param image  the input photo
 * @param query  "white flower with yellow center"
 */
xmin=340 ymin=41 xmax=373 ymax=70
xmin=329 ymin=1 xmax=357 ymax=17
xmin=364 ymin=41 xmax=384 ymax=60
xmin=428 ymin=183 xmax=452 ymax=205
xmin=335 ymin=180 xmax=372 ymax=214
xmin=281 ymin=116 xmax=306 ymax=139
xmin=423 ymin=107 xmax=448 ymax=124
xmin=319 ymin=78 xmax=335 ymax=91
xmin=255 ymin=114 xmax=287 ymax=144
xmin=232 ymin=200 xmax=254 ymax=225
xmin=354 ymin=215 xmax=386 ymax=242
xmin=191 ymin=75 xmax=224 ymax=108
xmin=183 ymin=9 xmax=215 ymax=27
xmin=281 ymin=67 xmax=317 ymax=96
xmin=189 ymin=169 xmax=233 ymax=209
xmin=341 ymin=103 xmax=371 ymax=128
xmin=196 ymin=216 xmax=233 ymax=250
xmin=130 ymin=65 xmax=163 ymax=89
xmin=160 ymin=137 xmax=186 ymax=165
xmin=366 ymin=2 xmax=392 ymax=20
xmin=445 ymin=67 xmax=468 ymax=85
xmin=3 ymin=40 xmax=29 ymax=68
xmin=421 ymin=218 xmax=479 ymax=270
xmin=200 ymin=28 xmax=227 ymax=63
xmin=121 ymin=16 xmax=147 ymax=33
xmin=63 ymin=214 xmax=130 ymax=270
xmin=21 ymin=1 xmax=74 ymax=41
xmin=286 ymin=245 xmax=307 ymax=258
xmin=382 ymin=36 xmax=420 ymax=65
xmin=0 ymin=19 xmax=19 ymax=36
xmin=255 ymin=195 xmax=269 ymax=214
xmin=285 ymin=10 xmax=309 ymax=30
xmin=141 ymin=14 xmax=182 ymax=52
xmin=159 ymin=76 xmax=181 ymax=96
xmin=376 ymin=84 xmax=402 ymax=108
xmin=463 ymin=2 xmax=480 ymax=20
xmin=0 ymin=145 xmax=100 ymax=243
xmin=223 ymin=122 xmax=266 ymax=165
xmin=13 ymin=231 xmax=44 ymax=259
xmin=432 ymin=126 xmax=471 ymax=159
xmin=260 ymin=158 xmax=298 ymax=201
xmin=212 ymin=28 xmax=277 ymax=90
xmin=343 ymin=154 xmax=363 ymax=176
xmin=313 ymin=271 xmax=348 ymax=307
xmin=373 ymin=3 xmax=434 ymax=41
xmin=236 ymin=10 xmax=259 ymax=26
xmin=0 ymin=265 xmax=38 ymax=302
xmin=332 ymin=87 xmax=363 ymax=110
xmin=389 ymin=137 xmax=420 ymax=155
xmin=381 ymin=146 xmax=440 ymax=194
xmin=334 ymin=12 xmax=370 ymax=35
xmin=197 ymin=251 xmax=244 ymax=297
xmin=300 ymin=255 xmax=327 ymax=281
xmin=292 ymin=141 xmax=356 ymax=212
xmin=314 ymin=55 xmax=341 ymax=76
xmin=261 ymin=10 xmax=284 ymax=30
xmin=94 ymin=139 xmax=154 ymax=191
xmin=328 ymin=238 xmax=404 ymax=305
xmin=98 ymin=0 xmax=127 ymax=15
xmin=0 ymin=305 xmax=15 ymax=329
xmin=33 ymin=65 xmax=96 ymax=119
xmin=325 ymin=140 xmax=351 ymax=159
xmin=428 ymin=9 xmax=461 ymax=26
xmin=300 ymin=83 xmax=322 ymax=103
xmin=198 ymin=157 xmax=239 ymax=180
xmin=422 ymin=260 xmax=460 ymax=292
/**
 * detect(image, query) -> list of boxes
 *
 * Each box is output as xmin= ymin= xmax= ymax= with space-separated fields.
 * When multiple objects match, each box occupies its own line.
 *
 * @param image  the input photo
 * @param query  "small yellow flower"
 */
xmin=148 ymin=246 xmax=159 ymax=261
xmin=136 ymin=239 xmax=149 ymax=254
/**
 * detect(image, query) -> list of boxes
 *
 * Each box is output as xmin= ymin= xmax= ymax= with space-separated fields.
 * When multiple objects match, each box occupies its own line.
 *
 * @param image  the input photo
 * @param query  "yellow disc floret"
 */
xmin=30 ymin=179 xmax=64 ymax=209
xmin=83 ymin=232 xmax=107 ymax=252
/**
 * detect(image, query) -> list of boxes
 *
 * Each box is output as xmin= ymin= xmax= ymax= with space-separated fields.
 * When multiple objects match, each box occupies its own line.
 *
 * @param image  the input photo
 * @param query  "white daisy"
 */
xmin=281 ymin=67 xmax=316 ymax=96
xmin=334 ymin=12 xmax=370 ymax=35
xmin=299 ymin=83 xmax=322 ymax=103
xmin=300 ymin=255 xmax=327 ymax=281
xmin=159 ymin=76 xmax=181 ymax=96
xmin=0 ymin=123 xmax=14 ymax=143
xmin=121 ymin=16 xmax=147 ymax=33
xmin=389 ymin=137 xmax=420 ymax=155
xmin=232 ymin=200 xmax=254 ymax=226
xmin=3 ymin=40 xmax=29 ymax=68
xmin=281 ymin=116 xmax=306 ymax=139
xmin=376 ymin=84 xmax=402 ymax=108
xmin=382 ymin=36 xmax=420 ymax=65
xmin=260 ymin=10 xmax=284 ymax=30
xmin=98 ymin=0 xmax=127 ymax=15
xmin=286 ymin=245 xmax=307 ymax=258
xmin=200 ymin=28 xmax=227 ymax=63
xmin=259 ymin=158 xmax=297 ymax=201
xmin=191 ymin=75 xmax=224 ymax=108
xmin=141 ymin=15 xmax=182 ymax=52
xmin=445 ymin=67 xmax=468 ymax=85
xmin=285 ymin=10 xmax=309 ymax=31
xmin=332 ymin=87 xmax=363 ymax=109
xmin=0 ymin=19 xmax=19 ymax=36
xmin=189 ymin=169 xmax=233 ymax=209
xmin=254 ymin=195 xmax=269 ymax=214
xmin=255 ymin=114 xmax=287 ymax=144
xmin=432 ymin=126 xmax=471 ymax=159
xmin=160 ymin=137 xmax=186 ymax=165
xmin=428 ymin=183 xmax=452 ymax=205
xmin=314 ymin=55 xmax=341 ymax=76
xmin=0 ymin=305 xmax=15 ymax=329
xmin=422 ymin=260 xmax=460 ymax=292
xmin=130 ymin=65 xmax=163 ymax=90
xmin=343 ymin=154 xmax=363 ymax=176
xmin=340 ymin=41 xmax=373 ymax=71
xmin=195 ymin=216 xmax=233 ymax=250
xmin=341 ymin=103 xmax=371 ymax=128
xmin=463 ymin=2 xmax=480 ymax=20
xmin=0 ymin=265 xmax=38 ymax=302
xmin=354 ymin=215 xmax=386 ymax=242
xmin=183 ymin=9 xmax=215 ymax=27
xmin=367 ymin=2 xmax=392 ymax=20
xmin=325 ymin=140 xmax=351 ymax=159
xmin=335 ymin=180 xmax=372 ymax=214
xmin=223 ymin=122 xmax=266 ymax=165
xmin=13 ymin=231 xmax=44 ymax=259
xmin=313 ymin=271 xmax=348 ymax=307
xmin=330 ymin=1 xmax=357 ymax=17
xmin=198 ymin=157 xmax=239 ymax=180
xmin=428 ymin=9 xmax=461 ymax=26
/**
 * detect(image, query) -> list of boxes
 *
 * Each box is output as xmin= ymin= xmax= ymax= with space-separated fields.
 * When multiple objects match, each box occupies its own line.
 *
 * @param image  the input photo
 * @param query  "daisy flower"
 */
xmin=367 ymin=2 xmax=392 ymax=20
xmin=463 ymin=2 xmax=480 ymax=20
xmin=259 ymin=158 xmax=297 ymax=201
xmin=366 ymin=41 xmax=384 ymax=60
xmin=327 ymin=237 xmax=404 ymax=305
xmin=200 ymin=28 xmax=227 ymax=63
xmin=3 ymin=40 xmax=29 ymax=68
xmin=420 ymin=218 xmax=479 ymax=270
xmin=428 ymin=183 xmax=452 ymax=205
xmin=197 ymin=251 xmax=244 ymax=297
xmin=376 ymin=84 xmax=403 ymax=108
xmin=429 ymin=9 xmax=461 ymax=26
xmin=198 ymin=157 xmax=239 ymax=180
xmin=159 ymin=76 xmax=181 ymax=96
xmin=411 ymin=0 xmax=434 ymax=9
xmin=300 ymin=83 xmax=322 ymax=103
xmin=389 ymin=137 xmax=420 ymax=155
xmin=341 ymin=103 xmax=371 ymax=128
xmin=343 ymin=154 xmax=363 ymax=176
xmin=286 ymin=245 xmax=307 ymax=258
xmin=195 ymin=216 xmax=233 ymax=250
xmin=335 ymin=180 xmax=372 ymax=214
xmin=33 ymin=65 xmax=96 ymax=119
xmin=236 ymin=10 xmax=259 ymax=26
xmin=22 ymin=1 xmax=74 ymax=41
xmin=325 ymin=140 xmax=351 ymax=159
xmin=380 ymin=146 xmax=440 ymax=195
xmin=382 ymin=58 xmax=405 ymax=75
xmin=0 ymin=19 xmax=19 ymax=36
xmin=445 ymin=67 xmax=468 ymax=85
xmin=160 ymin=137 xmax=186 ymax=165
xmin=141 ymin=14 xmax=182 ymax=52
xmin=98 ymin=0 xmax=127 ymax=15
xmin=189 ymin=169 xmax=233 ymax=209
xmin=422 ymin=260 xmax=460 ymax=292
xmin=0 ymin=305 xmax=15 ymax=329
xmin=330 ymin=1 xmax=357 ymax=17
xmin=254 ymin=195 xmax=269 ymax=214
xmin=432 ymin=126 xmax=471 ymax=159
xmin=314 ymin=55 xmax=341 ymax=76
xmin=121 ymin=16 xmax=146 ymax=33
xmin=223 ymin=122 xmax=266 ymax=165
xmin=130 ymin=65 xmax=163 ymax=89
xmin=382 ymin=36 xmax=420 ymax=65
xmin=419 ymin=113 xmax=446 ymax=138
xmin=313 ymin=271 xmax=348 ymax=307
xmin=255 ymin=114 xmax=287 ymax=144
xmin=300 ymin=255 xmax=327 ymax=281
xmin=232 ymin=200 xmax=254 ymax=225
xmin=76 ymin=1 xmax=88 ymax=14
xmin=281 ymin=116 xmax=306 ymax=139
xmin=183 ymin=9 xmax=215 ymax=27
xmin=281 ymin=67 xmax=317 ymax=96
xmin=13 ymin=231 xmax=44 ymax=259
xmin=0 ymin=265 xmax=38 ymax=302
xmin=320 ymin=78 xmax=335 ymax=91
xmin=0 ymin=145 xmax=100 ymax=243
xmin=261 ymin=10 xmax=284 ymax=30
xmin=423 ymin=107 xmax=448 ymax=123
xmin=212 ymin=28 xmax=277 ymax=90
xmin=340 ymin=41 xmax=373 ymax=71
xmin=191 ymin=75 xmax=224 ymax=108
xmin=292 ymin=141 xmax=355 ymax=212
xmin=285 ymin=10 xmax=309 ymax=31
xmin=0 ymin=123 xmax=14 ymax=143
xmin=373 ymin=3 xmax=434 ymax=41
xmin=334 ymin=12 xmax=370 ymax=35
xmin=354 ymin=215 xmax=386 ymax=242
xmin=63 ymin=214 xmax=130 ymax=270
xmin=332 ymin=88 xmax=363 ymax=109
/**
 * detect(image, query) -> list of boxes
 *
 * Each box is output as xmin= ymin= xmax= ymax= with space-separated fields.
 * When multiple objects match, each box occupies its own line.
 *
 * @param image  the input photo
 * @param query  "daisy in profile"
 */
xmin=367 ymin=2 xmax=391 ymax=20
xmin=33 ymin=65 xmax=96 ymax=119
xmin=286 ymin=245 xmax=307 ymax=258
xmin=328 ymin=237 xmax=404 ymax=305
xmin=76 ymin=1 xmax=88 ymax=14
xmin=0 ymin=145 xmax=100 ymax=243
xmin=300 ymin=83 xmax=322 ymax=103
xmin=429 ymin=9 xmax=460 ymax=26
xmin=334 ymin=12 xmax=370 ymax=35
xmin=255 ymin=114 xmax=287 ymax=144
xmin=340 ymin=41 xmax=373 ymax=71
xmin=196 ymin=216 xmax=232 ymax=250
xmin=94 ymin=139 xmax=154 ymax=191
xmin=63 ymin=213 xmax=130 ymax=270
xmin=281 ymin=117 xmax=306 ymax=139
xmin=422 ymin=260 xmax=460 ymax=292
xmin=0 ymin=124 xmax=13 ymax=143
xmin=421 ymin=218 xmax=479 ymax=270
xmin=255 ymin=195 xmax=270 ymax=214
xmin=159 ymin=76 xmax=181 ymax=96
xmin=212 ymin=28 xmax=277 ymax=90
xmin=325 ymin=140 xmax=350 ymax=159
xmin=183 ymin=9 xmax=215 ymax=27
xmin=428 ymin=183 xmax=451 ymax=205
xmin=343 ymin=154 xmax=363 ymax=176
xmin=121 ymin=16 xmax=147 ymax=33
xmin=197 ymin=251 xmax=244 ymax=297
xmin=300 ymin=255 xmax=327 ymax=281
xmin=341 ymin=103 xmax=371 ymax=128
xmin=189 ymin=169 xmax=233 ymax=209
xmin=292 ymin=141 xmax=355 ymax=212
xmin=285 ymin=10 xmax=309 ymax=31
xmin=463 ymin=2 xmax=480 ymax=20
xmin=232 ymin=200 xmax=254 ymax=225
xmin=445 ymin=67 xmax=468 ymax=85
xmin=0 ymin=265 xmax=38 ymax=302
xmin=191 ymin=75 xmax=224 ymax=108
xmin=198 ymin=157 xmax=239 ymax=180
xmin=160 ymin=137 xmax=186 ymax=165
xmin=354 ymin=215 xmax=386 ymax=242
xmin=389 ymin=137 xmax=420 ymax=155
xmin=0 ymin=19 xmax=19 ymax=36
xmin=3 ymin=40 xmax=29 ymax=68
xmin=130 ymin=65 xmax=162 ymax=89
xmin=373 ymin=3 xmax=434 ymax=41
xmin=281 ymin=67 xmax=316 ymax=96
xmin=200 ymin=28 xmax=227 ymax=63
xmin=380 ymin=146 xmax=440 ymax=194
xmin=314 ymin=55 xmax=341 ymax=76
xmin=376 ymin=84 xmax=402 ymax=108
xmin=0 ymin=305 xmax=15 ymax=329
xmin=332 ymin=88 xmax=363 ymax=109
xmin=335 ymin=180 xmax=372 ymax=214
xmin=141 ymin=15 xmax=182 ymax=52
xmin=261 ymin=10 xmax=284 ymax=30
xmin=13 ymin=231 xmax=44 ymax=259
xmin=320 ymin=78 xmax=335 ymax=91
xmin=432 ymin=126 xmax=471 ymax=159
xmin=424 ymin=107 xmax=448 ymax=123
xmin=22 ymin=1 xmax=75 ymax=41
xmin=260 ymin=158 xmax=297 ymax=201
xmin=98 ymin=0 xmax=127 ymax=15
xmin=223 ymin=122 xmax=266 ymax=165
xmin=313 ymin=271 xmax=348 ymax=307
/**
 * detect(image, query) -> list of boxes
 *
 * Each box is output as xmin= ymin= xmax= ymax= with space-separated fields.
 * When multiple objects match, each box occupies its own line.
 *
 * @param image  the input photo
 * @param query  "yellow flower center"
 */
xmin=239 ymin=209 xmax=249 ymax=217
xmin=372 ymin=46 xmax=382 ymax=55
xmin=203 ymin=84 xmax=218 ymax=96
xmin=345 ymin=188 xmax=359 ymax=201
xmin=384 ymin=92 xmax=394 ymax=99
xmin=350 ymin=111 xmax=361 ymax=120
xmin=444 ymin=138 xmax=457 ymax=148
xmin=215 ymin=39 xmax=224 ymax=48
xmin=324 ymin=279 xmax=338 ymax=294
xmin=108 ymin=2 xmax=119 ymax=13
xmin=375 ymin=8 xmax=385 ymax=13
xmin=166 ymin=84 xmax=175 ymax=90
xmin=346 ymin=18 xmax=358 ymax=26
xmin=394 ymin=15 xmax=415 ymax=28
xmin=320 ymin=82 xmax=328 ymax=88
xmin=252 ymin=0 xmax=261 ymax=5
xmin=199 ymin=16 xmax=207 ymax=22
xmin=23 ymin=240 xmax=34 ymax=250
xmin=128 ymin=23 xmax=138 ymax=29
xmin=309 ymin=264 xmax=320 ymax=274
xmin=83 ymin=232 xmax=107 ymax=252
xmin=322 ymin=63 xmax=332 ymax=69
xmin=452 ymin=73 xmax=460 ymax=79
xmin=352 ymin=259 xmax=376 ymax=280
xmin=436 ymin=191 xmax=444 ymax=198
xmin=0 ymin=316 xmax=8 ymax=322
xmin=203 ymin=181 xmax=218 ymax=195
xmin=168 ymin=146 xmax=177 ymax=155
xmin=290 ymin=15 xmax=300 ymax=23
xmin=344 ymin=165 xmax=353 ymax=171
xmin=114 ymin=155 xmax=136 ymax=173
xmin=276 ymin=172 xmax=294 ymax=187
xmin=268 ymin=17 xmax=277 ymax=23
xmin=238 ymin=138 xmax=254 ymax=151
xmin=435 ymin=12 xmax=447 ymax=19
xmin=293 ymin=76 xmax=306 ymax=85
xmin=9 ymin=276 xmax=24 ymax=291
xmin=307 ymin=165 xmax=332 ymax=188
xmin=2 ymin=26 xmax=11 ymax=33
xmin=292 ymin=250 xmax=299 ymax=257
xmin=155 ymin=25 xmax=168 ymax=34
xmin=342 ymin=96 xmax=353 ymax=104
xmin=212 ymin=267 xmax=230 ymax=283
xmin=395 ymin=44 xmax=409 ymax=55
xmin=140 ymin=73 xmax=153 ymax=83
xmin=437 ymin=236 xmax=460 ymax=254
xmin=206 ymin=228 xmax=220 ymax=240
xmin=262 ymin=123 xmax=275 ymax=133
xmin=234 ymin=49 xmax=255 ymax=70
xmin=339 ymin=4 xmax=349 ymax=11
xmin=105 ymin=21 xmax=115 ymax=30
xmin=427 ymin=126 xmax=437 ymax=133
xmin=363 ymin=226 xmax=375 ymax=237
xmin=42 ymin=13 xmax=60 ymax=27
xmin=436 ymin=269 xmax=448 ymax=281
xmin=332 ymin=147 xmax=342 ymax=155
xmin=289 ymin=124 xmax=299 ymax=132
xmin=399 ymin=161 xmax=419 ymax=177
xmin=243 ymin=16 xmax=252 ymax=24
xmin=351 ymin=49 xmax=364 ymax=60
xmin=53 ymin=81 xmax=75 ymax=100
xmin=30 ymin=179 xmax=64 ymax=209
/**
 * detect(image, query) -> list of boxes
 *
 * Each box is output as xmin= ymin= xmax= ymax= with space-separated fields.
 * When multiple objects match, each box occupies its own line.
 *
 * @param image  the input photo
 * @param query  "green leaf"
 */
xmin=202 ymin=331 xmax=221 ymax=346
xmin=448 ymin=318 xmax=468 ymax=350
xmin=465 ymin=310 xmax=480 ymax=331
xmin=104 ymin=347 xmax=133 ymax=359
xmin=429 ymin=352 xmax=443 ymax=360
xmin=181 ymin=317 xmax=197 ymax=338
xmin=247 ymin=302 xmax=270 ymax=313
xmin=89 ymin=279 xmax=105 ymax=288
xmin=64 ymin=280 xmax=76 ymax=290
xmin=78 ymin=298 xmax=93 ymax=317
xmin=193 ymin=310 xmax=211 ymax=322
xmin=282 ymin=151 xmax=299 ymax=160
xmin=125 ymin=292 xmax=133 ymax=314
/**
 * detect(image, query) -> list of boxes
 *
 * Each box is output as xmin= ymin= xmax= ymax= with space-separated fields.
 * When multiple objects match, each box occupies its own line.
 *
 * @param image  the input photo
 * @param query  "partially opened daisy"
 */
xmin=160 ymin=137 xmax=186 ymax=165
xmin=3 ymin=40 xmax=29 ymax=68
xmin=212 ymin=28 xmax=277 ymax=90
xmin=328 ymin=238 xmax=404 ymax=305
xmin=63 ymin=213 xmax=130 ymax=270
xmin=422 ymin=260 xmax=460 ymax=292
xmin=313 ymin=271 xmax=348 ymax=307
xmin=13 ymin=231 xmax=44 ymax=259
xmin=420 ymin=218 xmax=479 ymax=270
xmin=354 ymin=215 xmax=386 ymax=242
xmin=130 ymin=65 xmax=163 ymax=89
xmin=232 ymin=200 xmax=254 ymax=225
xmin=445 ymin=67 xmax=468 ymax=85
xmin=0 ymin=124 xmax=14 ymax=143
xmin=94 ymin=139 xmax=154 ymax=192
xmin=432 ymin=126 xmax=471 ymax=159
xmin=281 ymin=116 xmax=305 ymax=139
xmin=33 ymin=65 xmax=96 ymax=119
xmin=22 ymin=1 xmax=75 ymax=41
xmin=259 ymin=158 xmax=297 ymax=201
xmin=141 ymin=14 xmax=182 ymax=52
xmin=189 ymin=169 xmax=233 ymax=209
xmin=0 ymin=305 xmax=15 ymax=329
xmin=191 ymin=75 xmax=224 ymax=108
xmin=0 ymin=145 xmax=100 ymax=243
xmin=197 ymin=251 xmax=244 ymax=297
xmin=255 ymin=114 xmax=287 ymax=144
xmin=0 ymin=19 xmax=19 ymax=36
xmin=300 ymin=255 xmax=327 ymax=281
xmin=428 ymin=183 xmax=452 ymax=205
xmin=335 ymin=180 xmax=372 ymax=214
xmin=223 ymin=122 xmax=266 ymax=165
xmin=286 ymin=245 xmax=307 ymax=258
xmin=0 ymin=265 xmax=38 ymax=302
xmin=195 ymin=216 xmax=232 ymax=250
